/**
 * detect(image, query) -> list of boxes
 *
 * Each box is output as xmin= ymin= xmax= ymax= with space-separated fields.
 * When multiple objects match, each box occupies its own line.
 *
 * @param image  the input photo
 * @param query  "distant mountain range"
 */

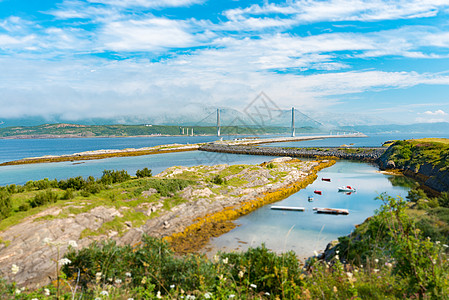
xmin=1 ymin=110 xmax=448 ymax=135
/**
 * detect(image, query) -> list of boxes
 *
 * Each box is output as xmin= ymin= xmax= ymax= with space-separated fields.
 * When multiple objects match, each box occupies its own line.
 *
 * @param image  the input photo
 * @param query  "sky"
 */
xmin=1 ymin=0 xmax=449 ymax=126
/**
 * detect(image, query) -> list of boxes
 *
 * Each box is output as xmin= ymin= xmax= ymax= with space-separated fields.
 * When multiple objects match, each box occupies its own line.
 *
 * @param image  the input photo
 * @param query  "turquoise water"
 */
xmin=0 ymin=151 xmax=277 ymax=186
xmin=205 ymin=160 xmax=412 ymax=259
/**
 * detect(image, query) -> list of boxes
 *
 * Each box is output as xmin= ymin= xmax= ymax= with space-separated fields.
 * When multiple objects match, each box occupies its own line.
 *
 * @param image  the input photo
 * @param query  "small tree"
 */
xmin=136 ymin=167 xmax=152 ymax=178
xmin=0 ymin=190 xmax=11 ymax=220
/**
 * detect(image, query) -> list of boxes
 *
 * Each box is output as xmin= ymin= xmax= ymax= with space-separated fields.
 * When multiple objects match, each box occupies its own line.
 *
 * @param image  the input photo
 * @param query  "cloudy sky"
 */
xmin=1 ymin=0 xmax=449 ymax=126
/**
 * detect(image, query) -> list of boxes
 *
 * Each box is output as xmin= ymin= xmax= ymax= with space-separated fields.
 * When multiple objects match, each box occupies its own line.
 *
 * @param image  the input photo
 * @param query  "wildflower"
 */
xmin=385 ymin=262 xmax=393 ymax=268
xmin=108 ymin=278 xmax=113 ymax=282
xmin=95 ymin=298 xmax=101 ymax=300
xmin=11 ymin=264 xmax=19 ymax=275
xmin=313 ymin=250 xmax=318 ymax=256
xmin=250 ymin=283 xmax=257 ymax=289
xmin=156 ymin=291 xmax=162 ymax=299
xmin=186 ymin=295 xmax=196 ymax=300
xmin=42 ymin=237 xmax=52 ymax=245
xmin=125 ymin=272 xmax=132 ymax=277
xmin=373 ymin=269 xmax=379 ymax=273
xmin=346 ymin=272 xmax=353 ymax=279
xmin=204 ymin=292 xmax=212 ymax=299
xmin=443 ymin=244 xmax=448 ymax=248
xmin=436 ymin=241 xmax=440 ymax=245
xmin=333 ymin=286 xmax=338 ymax=293
xmin=44 ymin=288 xmax=50 ymax=296
xmin=265 ymin=292 xmax=270 ymax=296
xmin=222 ymin=257 xmax=228 ymax=264
xmin=96 ymin=272 xmax=102 ymax=282
xmin=336 ymin=250 xmax=339 ymax=254
xmin=15 ymin=289 xmax=21 ymax=294
xmin=115 ymin=278 xmax=122 ymax=284
xmin=170 ymin=284 xmax=175 ymax=289
xmin=213 ymin=255 xmax=219 ymax=263
xmin=32 ymin=298 xmax=38 ymax=300
xmin=229 ymin=295 xmax=235 ymax=298
xmin=374 ymin=259 xmax=379 ymax=263
xmin=68 ymin=240 xmax=78 ymax=248
xmin=141 ymin=277 xmax=147 ymax=284
xmin=238 ymin=270 xmax=244 ymax=278
xmin=335 ymin=254 xmax=339 ymax=260
xmin=128 ymin=298 xmax=134 ymax=300
xmin=58 ymin=258 xmax=71 ymax=266
xmin=100 ymin=290 xmax=109 ymax=296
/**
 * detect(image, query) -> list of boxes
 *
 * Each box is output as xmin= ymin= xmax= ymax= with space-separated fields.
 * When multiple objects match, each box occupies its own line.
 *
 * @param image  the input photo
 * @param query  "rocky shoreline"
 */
xmin=0 ymin=157 xmax=333 ymax=288
xmin=200 ymin=144 xmax=386 ymax=162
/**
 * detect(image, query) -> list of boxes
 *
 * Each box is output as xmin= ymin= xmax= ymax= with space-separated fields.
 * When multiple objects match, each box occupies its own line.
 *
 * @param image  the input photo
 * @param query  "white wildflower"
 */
xmin=11 ymin=264 xmax=19 ymax=275
xmin=31 ymin=298 xmax=38 ymax=300
xmin=100 ymin=290 xmax=109 ymax=296
xmin=238 ymin=270 xmax=244 ymax=278
xmin=250 ymin=283 xmax=257 ymax=289
xmin=385 ymin=262 xmax=393 ymax=268
xmin=42 ymin=237 xmax=52 ymax=245
xmin=213 ymin=254 xmax=219 ymax=263
xmin=265 ymin=292 xmax=270 ymax=296
xmin=156 ymin=291 xmax=162 ymax=299
xmin=68 ymin=240 xmax=78 ymax=248
xmin=58 ymin=258 xmax=71 ymax=266
xmin=127 ymin=298 xmax=134 ymax=300
xmin=96 ymin=272 xmax=102 ymax=282
xmin=170 ymin=284 xmax=175 ymax=289
xmin=335 ymin=255 xmax=339 ymax=260
xmin=313 ymin=250 xmax=318 ymax=256
xmin=222 ymin=257 xmax=228 ymax=264
xmin=115 ymin=278 xmax=122 ymax=284
xmin=186 ymin=295 xmax=196 ymax=300
xmin=436 ymin=241 xmax=440 ymax=245
xmin=15 ymin=289 xmax=21 ymax=294
xmin=443 ymin=244 xmax=449 ymax=248
xmin=229 ymin=295 xmax=235 ymax=298
xmin=374 ymin=259 xmax=379 ymax=263
xmin=95 ymin=298 xmax=101 ymax=300
xmin=108 ymin=277 xmax=113 ymax=282
xmin=204 ymin=292 xmax=212 ymax=299
xmin=373 ymin=269 xmax=379 ymax=273
xmin=44 ymin=288 xmax=50 ymax=296
xmin=346 ymin=272 xmax=353 ymax=279
xmin=125 ymin=272 xmax=132 ymax=277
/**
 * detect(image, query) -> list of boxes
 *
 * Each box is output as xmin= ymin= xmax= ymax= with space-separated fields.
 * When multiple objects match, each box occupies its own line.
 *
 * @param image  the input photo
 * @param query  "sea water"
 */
xmin=204 ymin=160 xmax=413 ymax=259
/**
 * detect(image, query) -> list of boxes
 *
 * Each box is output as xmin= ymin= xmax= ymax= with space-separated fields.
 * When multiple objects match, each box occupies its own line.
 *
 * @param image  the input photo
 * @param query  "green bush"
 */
xmin=29 ymin=190 xmax=58 ymax=208
xmin=0 ymin=190 xmax=11 ymax=220
xmin=100 ymin=170 xmax=131 ymax=185
xmin=136 ymin=167 xmax=152 ymax=178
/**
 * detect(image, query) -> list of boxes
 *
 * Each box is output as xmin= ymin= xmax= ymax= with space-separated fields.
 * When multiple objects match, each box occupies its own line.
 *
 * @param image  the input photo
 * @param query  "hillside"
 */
xmin=378 ymin=138 xmax=449 ymax=192
xmin=0 ymin=123 xmax=323 ymax=138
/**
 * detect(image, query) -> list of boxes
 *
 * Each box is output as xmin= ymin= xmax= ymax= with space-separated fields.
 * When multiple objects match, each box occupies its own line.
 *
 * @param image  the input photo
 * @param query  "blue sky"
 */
xmin=1 ymin=0 xmax=449 ymax=126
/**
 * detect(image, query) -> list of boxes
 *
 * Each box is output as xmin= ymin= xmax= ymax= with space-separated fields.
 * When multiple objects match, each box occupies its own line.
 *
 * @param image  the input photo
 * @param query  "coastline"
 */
xmin=0 ymin=157 xmax=334 ymax=287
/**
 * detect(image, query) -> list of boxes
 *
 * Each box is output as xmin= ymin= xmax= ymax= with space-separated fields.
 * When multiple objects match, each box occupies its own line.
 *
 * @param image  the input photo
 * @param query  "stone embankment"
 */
xmin=200 ymin=144 xmax=386 ymax=162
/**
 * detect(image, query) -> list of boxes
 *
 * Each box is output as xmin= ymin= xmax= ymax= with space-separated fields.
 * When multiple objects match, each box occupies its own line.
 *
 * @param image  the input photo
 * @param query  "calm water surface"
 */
xmin=205 ymin=160 xmax=412 ymax=259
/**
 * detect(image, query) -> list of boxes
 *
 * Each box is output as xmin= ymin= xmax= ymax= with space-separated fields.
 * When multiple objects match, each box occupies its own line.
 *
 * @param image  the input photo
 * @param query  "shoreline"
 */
xmin=0 ymin=133 xmax=366 ymax=166
xmin=0 ymin=157 xmax=334 ymax=287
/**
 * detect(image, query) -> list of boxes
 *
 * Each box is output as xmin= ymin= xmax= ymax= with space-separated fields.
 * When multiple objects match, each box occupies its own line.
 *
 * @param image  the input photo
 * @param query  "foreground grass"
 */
xmin=1 ymin=192 xmax=448 ymax=299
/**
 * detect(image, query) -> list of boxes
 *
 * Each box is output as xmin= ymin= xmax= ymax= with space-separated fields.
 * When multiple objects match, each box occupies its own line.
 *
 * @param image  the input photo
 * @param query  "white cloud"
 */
xmin=422 ymin=109 xmax=448 ymax=116
xmin=223 ymin=0 xmax=449 ymax=29
xmin=88 ymin=0 xmax=204 ymax=8
xmin=99 ymin=17 xmax=205 ymax=51
xmin=415 ymin=109 xmax=449 ymax=123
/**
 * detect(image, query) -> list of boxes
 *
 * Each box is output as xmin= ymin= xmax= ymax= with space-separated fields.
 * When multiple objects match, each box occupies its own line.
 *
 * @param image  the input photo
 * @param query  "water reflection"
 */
xmin=204 ymin=160 xmax=414 ymax=260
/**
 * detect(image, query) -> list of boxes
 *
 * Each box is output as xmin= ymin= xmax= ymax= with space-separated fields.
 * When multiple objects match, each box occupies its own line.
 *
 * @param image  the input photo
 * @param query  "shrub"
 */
xmin=211 ymin=175 xmax=224 ymax=185
xmin=100 ymin=170 xmax=131 ymax=185
xmin=0 ymin=190 xmax=11 ymax=220
xmin=136 ymin=167 xmax=152 ymax=178
xmin=29 ymin=190 xmax=58 ymax=208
